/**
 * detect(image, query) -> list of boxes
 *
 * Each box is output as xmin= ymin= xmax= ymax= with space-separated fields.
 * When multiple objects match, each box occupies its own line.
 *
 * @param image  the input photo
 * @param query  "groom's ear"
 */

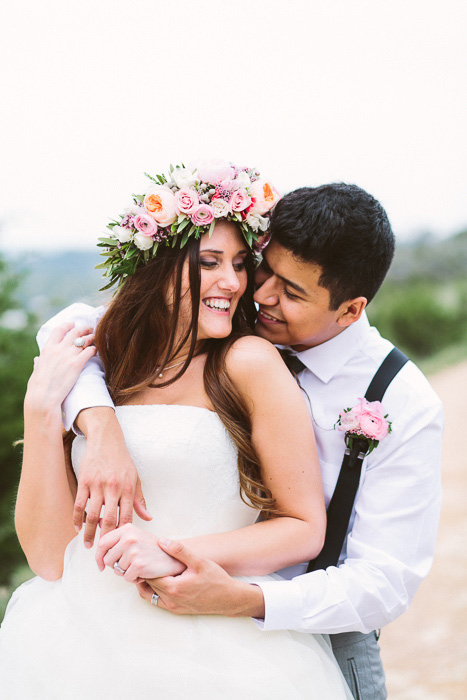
xmin=336 ymin=297 xmax=367 ymax=328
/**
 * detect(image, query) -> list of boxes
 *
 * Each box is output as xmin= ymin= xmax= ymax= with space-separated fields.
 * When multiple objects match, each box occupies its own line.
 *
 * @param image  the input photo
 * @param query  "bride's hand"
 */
xmin=25 ymin=322 xmax=96 ymax=414
xmin=96 ymin=524 xmax=186 ymax=583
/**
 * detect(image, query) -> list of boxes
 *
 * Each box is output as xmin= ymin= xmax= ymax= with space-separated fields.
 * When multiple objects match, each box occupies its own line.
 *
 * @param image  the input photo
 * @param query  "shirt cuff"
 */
xmin=62 ymin=388 xmax=115 ymax=433
xmin=252 ymin=579 xmax=304 ymax=632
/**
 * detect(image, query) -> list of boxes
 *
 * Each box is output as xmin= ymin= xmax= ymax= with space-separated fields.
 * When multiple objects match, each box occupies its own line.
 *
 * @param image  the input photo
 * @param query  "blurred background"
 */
xmin=1 ymin=1 xmax=466 ymax=697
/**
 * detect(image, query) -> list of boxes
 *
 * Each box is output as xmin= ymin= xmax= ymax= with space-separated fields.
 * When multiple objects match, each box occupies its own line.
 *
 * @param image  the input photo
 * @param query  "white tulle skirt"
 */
xmin=0 ymin=532 xmax=351 ymax=699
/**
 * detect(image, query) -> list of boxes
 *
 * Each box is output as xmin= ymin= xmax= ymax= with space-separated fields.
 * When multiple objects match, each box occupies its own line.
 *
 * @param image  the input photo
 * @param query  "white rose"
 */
xmin=246 ymin=212 xmax=269 ymax=232
xmin=114 ymin=225 xmax=133 ymax=243
xmin=134 ymin=232 xmax=154 ymax=250
xmin=125 ymin=203 xmax=141 ymax=216
xmin=172 ymin=167 xmax=198 ymax=189
xmin=211 ymin=198 xmax=231 ymax=218
xmin=232 ymin=171 xmax=251 ymax=189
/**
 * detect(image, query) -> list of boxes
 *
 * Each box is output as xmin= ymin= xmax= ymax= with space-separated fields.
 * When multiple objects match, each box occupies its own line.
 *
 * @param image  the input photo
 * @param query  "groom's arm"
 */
xmin=37 ymin=304 xmax=151 ymax=547
xmin=138 ymin=539 xmax=266 ymax=618
xmin=253 ymin=383 xmax=444 ymax=634
xmin=142 ymin=371 xmax=443 ymax=634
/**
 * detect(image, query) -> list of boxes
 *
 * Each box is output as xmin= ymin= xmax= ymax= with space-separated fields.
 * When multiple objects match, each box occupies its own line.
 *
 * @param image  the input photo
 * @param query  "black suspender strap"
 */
xmin=306 ymin=347 xmax=409 ymax=573
xmin=365 ymin=347 xmax=409 ymax=402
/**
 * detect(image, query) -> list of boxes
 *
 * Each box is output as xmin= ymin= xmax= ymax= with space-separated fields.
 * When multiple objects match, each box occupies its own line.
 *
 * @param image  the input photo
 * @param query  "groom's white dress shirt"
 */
xmin=38 ymin=304 xmax=443 ymax=636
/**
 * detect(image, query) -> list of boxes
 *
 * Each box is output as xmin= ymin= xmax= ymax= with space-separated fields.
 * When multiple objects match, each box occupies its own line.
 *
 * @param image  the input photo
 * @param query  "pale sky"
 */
xmin=1 ymin=0 xmax=466 ymax=252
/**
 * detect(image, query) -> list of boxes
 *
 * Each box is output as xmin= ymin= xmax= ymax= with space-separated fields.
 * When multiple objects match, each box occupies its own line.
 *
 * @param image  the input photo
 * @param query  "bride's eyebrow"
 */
xmin=200 ymin=248 xmax=248 ymax=255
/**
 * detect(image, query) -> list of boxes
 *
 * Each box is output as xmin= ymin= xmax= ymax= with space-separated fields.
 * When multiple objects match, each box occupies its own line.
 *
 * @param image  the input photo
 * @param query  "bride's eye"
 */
xmin=200 ymin=259 xmax=218 ymax=269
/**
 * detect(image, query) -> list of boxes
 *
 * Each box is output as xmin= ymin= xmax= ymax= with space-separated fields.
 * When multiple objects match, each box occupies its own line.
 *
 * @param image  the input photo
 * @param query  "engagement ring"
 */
xmin=73 ymin=337 xmax=86 ymax=348
xmin=151 ymin=594 xmax=159 ymax=606
xmin=113 ymin=562 xmax=126 ymax=574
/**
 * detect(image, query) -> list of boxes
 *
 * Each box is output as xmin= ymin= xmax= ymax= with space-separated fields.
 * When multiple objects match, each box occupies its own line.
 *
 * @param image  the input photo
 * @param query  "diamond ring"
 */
xmin=74 ymin=337 xmax=86 ymax=348
xmin=150 ymin=593 xmax=159 ymax=606
xmin=113 ymin=562 xmax=126 ymax=575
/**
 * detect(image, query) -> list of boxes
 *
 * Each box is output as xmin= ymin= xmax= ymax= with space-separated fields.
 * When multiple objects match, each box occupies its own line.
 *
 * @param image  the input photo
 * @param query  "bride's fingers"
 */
xmin=95 ymin=527 xmax=123 ymax=570
xmin=72 ymin=333 xmax=95 ymax=351
xmin=46 ymin=322 xmax=76 ymax=348
xmin=77 ymin=344 xmax=97 ymax=367
xmin=102 ymin=542 xmax=125 ymax=569
xmin=65 ymin=327 xmax=95 ymax=349
xmin=136 ymin=581 xmax=154 ymax=602
xmin=122 ymin=563 xmax=140 ymax=583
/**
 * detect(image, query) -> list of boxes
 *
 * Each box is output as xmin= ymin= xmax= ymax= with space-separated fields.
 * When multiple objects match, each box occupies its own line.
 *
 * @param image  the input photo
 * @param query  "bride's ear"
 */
xmin=336 ymin=297 xmax=367 ymax=328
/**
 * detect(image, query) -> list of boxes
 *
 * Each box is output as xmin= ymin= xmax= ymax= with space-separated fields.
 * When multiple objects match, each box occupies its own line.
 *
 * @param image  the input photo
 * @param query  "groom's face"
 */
xmin=254 ymin=241 xmax=346 ymax=350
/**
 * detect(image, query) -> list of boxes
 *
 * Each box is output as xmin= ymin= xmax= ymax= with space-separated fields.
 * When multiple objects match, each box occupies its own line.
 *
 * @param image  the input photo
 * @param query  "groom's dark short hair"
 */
xmin=268 ymin=184 xmax=395 ymax=309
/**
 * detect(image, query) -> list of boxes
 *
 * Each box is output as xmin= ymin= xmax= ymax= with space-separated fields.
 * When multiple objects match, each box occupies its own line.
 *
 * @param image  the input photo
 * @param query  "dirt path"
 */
xmin=379 ymin=361 xmax=467 ymax=699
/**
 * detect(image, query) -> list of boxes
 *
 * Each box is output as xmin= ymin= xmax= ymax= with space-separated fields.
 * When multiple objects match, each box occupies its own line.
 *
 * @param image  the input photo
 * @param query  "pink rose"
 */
xmin=134 ymin=212 xmax=158 ymax=237
xmin=144 ymin=185 xmax=177 ymax=226
xmin=196 ymin=159 xmax=236 ymax=185
xmin=358 ymin=400 xmax=389 ymax=440
xmin=229 ymin=188 xmax=251 ymax=212
xmin=249 ymin=179 xmax=281 ymax=215
xmin=338 ymin=398 xmax=389 ymax=441
xmin=338 ymin=404 xmax=364 ymax=433
xmin=175 ymin=188 xmax=199 ymax=215
xmin=191 ymin=204 xmax=215 ymax=226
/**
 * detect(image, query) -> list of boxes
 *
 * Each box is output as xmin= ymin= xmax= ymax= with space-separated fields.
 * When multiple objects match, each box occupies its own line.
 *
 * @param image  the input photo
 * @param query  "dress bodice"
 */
xmin=71 ymin=405 xmax=256 ymax=539
xmin=2 ymin=408 xmax=351 ymax=699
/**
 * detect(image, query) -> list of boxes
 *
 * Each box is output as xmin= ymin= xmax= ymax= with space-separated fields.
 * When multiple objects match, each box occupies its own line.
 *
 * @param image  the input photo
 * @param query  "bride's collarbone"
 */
xmin=124 ymin=368 xmax=214 ymax=411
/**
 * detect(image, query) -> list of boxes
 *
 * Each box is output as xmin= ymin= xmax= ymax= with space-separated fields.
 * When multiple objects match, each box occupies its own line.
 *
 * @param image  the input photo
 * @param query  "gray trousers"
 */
xmin=330 ymin=630 xmax=387 ymax=700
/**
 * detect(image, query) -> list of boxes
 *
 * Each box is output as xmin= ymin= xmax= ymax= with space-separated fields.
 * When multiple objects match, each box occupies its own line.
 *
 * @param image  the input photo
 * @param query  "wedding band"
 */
xmin=74 ymin=337 xmax=86 ymax=348
xmin=113 ymin=562 xmax=126 ymax=574
xmin=151 ymin=593 xmax=159 ymax=606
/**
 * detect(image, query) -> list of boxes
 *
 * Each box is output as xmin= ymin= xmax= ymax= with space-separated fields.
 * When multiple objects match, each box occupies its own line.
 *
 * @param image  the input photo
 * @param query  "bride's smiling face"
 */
xmin=178 ymin=221 xmax=249 ymax=342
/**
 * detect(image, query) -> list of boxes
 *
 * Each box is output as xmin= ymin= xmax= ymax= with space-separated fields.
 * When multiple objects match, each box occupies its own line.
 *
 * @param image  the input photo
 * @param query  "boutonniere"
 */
xmin=335 ymin=397 xmax=392 ymax=455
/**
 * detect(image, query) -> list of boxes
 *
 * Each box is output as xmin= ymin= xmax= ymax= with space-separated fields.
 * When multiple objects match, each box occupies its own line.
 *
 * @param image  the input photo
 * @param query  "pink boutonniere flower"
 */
xmin=335 ymin=397 xmax=392 ymax=455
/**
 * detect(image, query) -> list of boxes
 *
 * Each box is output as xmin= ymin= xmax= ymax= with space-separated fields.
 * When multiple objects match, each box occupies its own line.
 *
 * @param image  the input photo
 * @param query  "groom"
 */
xmin=38 ymin=184 xmax=443 ymax=700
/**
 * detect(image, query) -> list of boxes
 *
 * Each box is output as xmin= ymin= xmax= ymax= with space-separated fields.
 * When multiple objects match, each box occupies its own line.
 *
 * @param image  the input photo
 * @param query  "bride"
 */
xmin=0 ymin=162 xmax=351 ymax=699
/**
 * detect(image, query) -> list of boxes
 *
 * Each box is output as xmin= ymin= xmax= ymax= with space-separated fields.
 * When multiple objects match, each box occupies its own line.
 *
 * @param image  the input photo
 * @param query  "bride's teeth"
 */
xmin=205 ymin=299 xmax=230 ymax=310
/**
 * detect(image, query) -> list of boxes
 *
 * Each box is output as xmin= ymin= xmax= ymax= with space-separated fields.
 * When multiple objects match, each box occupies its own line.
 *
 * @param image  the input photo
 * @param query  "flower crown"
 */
xmin=97 ymin=160 xmax=280 ymax=290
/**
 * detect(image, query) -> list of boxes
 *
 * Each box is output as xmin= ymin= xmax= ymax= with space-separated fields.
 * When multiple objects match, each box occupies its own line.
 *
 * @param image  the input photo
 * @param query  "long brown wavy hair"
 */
xmin=95 ymin=233 xmax=276 ymax=515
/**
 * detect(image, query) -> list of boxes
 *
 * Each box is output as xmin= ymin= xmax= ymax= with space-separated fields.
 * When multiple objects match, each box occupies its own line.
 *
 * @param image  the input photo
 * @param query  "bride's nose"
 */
xmin=218 ymin=265 xmax=241 ymax=293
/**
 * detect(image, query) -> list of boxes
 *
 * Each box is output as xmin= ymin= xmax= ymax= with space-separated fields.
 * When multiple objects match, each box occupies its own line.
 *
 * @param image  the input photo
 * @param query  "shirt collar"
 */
xmin=286 ymin=312 xmax=372 ymax=384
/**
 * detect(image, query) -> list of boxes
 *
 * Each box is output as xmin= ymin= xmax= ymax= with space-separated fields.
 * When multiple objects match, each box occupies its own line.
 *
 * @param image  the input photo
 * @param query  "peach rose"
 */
xmin=144 ymin=186 xmax=177 ymax=226
xmin=249 ymin=180 xmax=281 ymax=215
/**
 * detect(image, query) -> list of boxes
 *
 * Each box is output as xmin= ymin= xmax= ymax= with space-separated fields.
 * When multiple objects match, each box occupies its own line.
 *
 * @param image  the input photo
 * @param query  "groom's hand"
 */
xmin=74 ymin=407 xmax=152 ymax=547
xmin=136 ymin=539 xmax=266 ymax=619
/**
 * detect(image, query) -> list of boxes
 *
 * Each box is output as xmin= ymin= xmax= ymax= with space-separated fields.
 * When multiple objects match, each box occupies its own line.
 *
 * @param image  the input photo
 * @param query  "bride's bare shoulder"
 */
xmin=225 ymin=335 xmax=288 ymax=386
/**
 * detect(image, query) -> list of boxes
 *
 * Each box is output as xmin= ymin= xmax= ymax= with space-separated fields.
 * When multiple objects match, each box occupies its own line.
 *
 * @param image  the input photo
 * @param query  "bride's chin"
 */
xmin=197 ymin=324 xmax=233 ymax=341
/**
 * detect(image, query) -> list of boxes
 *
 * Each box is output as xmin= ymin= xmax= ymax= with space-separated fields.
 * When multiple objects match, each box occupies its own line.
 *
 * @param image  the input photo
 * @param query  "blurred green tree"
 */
xmin=0 ymin=255 xmax=37 ymax=588
xmin=368 ymin=282 xmax=466 ymax=357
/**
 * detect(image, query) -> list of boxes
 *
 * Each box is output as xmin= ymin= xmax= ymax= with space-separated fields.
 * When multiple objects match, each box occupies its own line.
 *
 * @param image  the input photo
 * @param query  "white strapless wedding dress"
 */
xmin=0 ymin=405 xmax=350 ymax=699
